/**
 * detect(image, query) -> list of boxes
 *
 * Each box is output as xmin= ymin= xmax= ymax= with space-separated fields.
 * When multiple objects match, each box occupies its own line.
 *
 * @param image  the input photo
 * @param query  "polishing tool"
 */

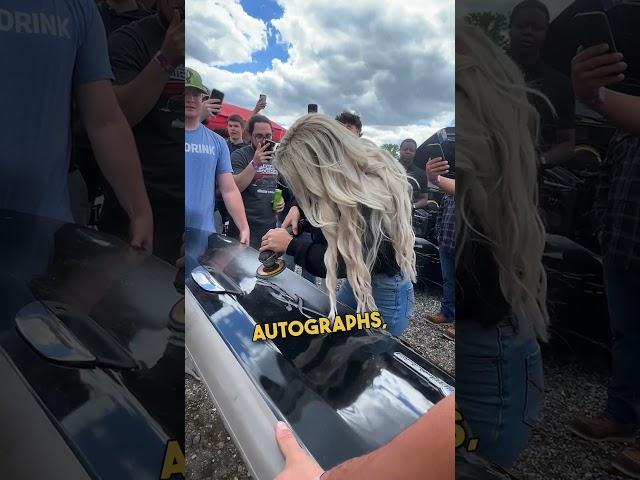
xmin=256 ymin=221 xmax=310 ymax=278
xmin=257 ymin=250 xmax=286 ymax=278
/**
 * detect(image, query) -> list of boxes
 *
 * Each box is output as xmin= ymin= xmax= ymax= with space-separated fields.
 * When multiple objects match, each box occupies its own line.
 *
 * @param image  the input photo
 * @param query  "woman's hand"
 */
xmin=274 ymin=422 xmax=325 ymax=480
xmin=282 ymin=206 xmax=301 ymax=235
xmin=260 ymin=228 xmax=293 ymax=253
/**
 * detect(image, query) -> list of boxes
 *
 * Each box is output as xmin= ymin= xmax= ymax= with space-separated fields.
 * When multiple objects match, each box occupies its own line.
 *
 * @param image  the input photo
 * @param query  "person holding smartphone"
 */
xmin=425 ymin=157 xmax=455 ymax=340
xmin=569 ymin=43 xmax=640 ymax=479
xmin=571 ymin=44 xmax=639 ymax=135
xmin=229 ymin=115 xmax=285 ymax=248
xmin=99 ymin=0 xmax=186 ymax=263
xmin=184 ymin=67 xmax=249 ymax=248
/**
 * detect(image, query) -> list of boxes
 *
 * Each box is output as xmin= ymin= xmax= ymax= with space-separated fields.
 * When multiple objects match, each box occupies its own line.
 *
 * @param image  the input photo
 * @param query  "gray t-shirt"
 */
xmin=231 ymin=144 xmax=278 ymax=232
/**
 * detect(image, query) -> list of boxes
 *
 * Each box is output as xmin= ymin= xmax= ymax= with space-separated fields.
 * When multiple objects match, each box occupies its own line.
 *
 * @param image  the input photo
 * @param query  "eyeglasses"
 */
xmin=252 ymin=133 xmax=273 ymax=141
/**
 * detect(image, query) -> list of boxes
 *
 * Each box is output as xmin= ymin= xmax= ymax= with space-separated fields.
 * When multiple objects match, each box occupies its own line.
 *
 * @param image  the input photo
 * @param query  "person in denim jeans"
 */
xmin=258 ymin=114 xmax=418 ymax=335
xmin=455 ymin=24 xmax=550 ymax=468
xmin=336 ymin=272 xmax=415 ymax=336
xmin=568 ymin=44 xmax=640 ymax=476
xmin=425 ymin=158 xmax=456 ymax=340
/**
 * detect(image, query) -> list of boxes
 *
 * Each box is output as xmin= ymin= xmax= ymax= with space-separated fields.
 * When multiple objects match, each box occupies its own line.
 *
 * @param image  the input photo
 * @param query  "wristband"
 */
xmin=250 ymin=159 xmax=260 ymax=170
xmin=432 ymin=175 xmax=442 ymax=186
xmin=155 ymin=51 xmax=175 ymax=74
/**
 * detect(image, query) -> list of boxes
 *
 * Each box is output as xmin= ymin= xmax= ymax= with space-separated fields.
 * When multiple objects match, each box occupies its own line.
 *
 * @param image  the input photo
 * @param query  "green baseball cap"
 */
xmin=185 ymin=67 xmax=209 ymax=95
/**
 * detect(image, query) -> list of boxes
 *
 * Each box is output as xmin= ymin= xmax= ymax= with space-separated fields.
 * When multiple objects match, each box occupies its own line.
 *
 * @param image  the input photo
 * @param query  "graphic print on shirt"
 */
xmin=254 ymin=163 xmax=278 ymax=195
xmin=0 ymin=9 xmax=71 ymax=38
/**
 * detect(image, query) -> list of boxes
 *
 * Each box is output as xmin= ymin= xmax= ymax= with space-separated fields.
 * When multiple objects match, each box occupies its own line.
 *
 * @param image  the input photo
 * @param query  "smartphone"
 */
xmin=210 ymin=88 xmax=225 ymax=102
xmin=264 ymin=139 xmax=277 ymax=153
xmin=573 ymin=11 xmax=617 ymax=51
xmin=259 ymin=94 xmax=267 ymax=103
xmin=308 ymin=103 xmax=318 ymax=113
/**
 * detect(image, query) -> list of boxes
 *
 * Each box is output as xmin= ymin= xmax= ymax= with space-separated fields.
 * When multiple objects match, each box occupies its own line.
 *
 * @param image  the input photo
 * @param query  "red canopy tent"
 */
xmin=206 ymin=103 xmax=287 ymax=142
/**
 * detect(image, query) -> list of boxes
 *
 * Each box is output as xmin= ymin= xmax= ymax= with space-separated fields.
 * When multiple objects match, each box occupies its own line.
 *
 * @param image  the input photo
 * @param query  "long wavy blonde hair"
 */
xmin=456 ymin=23 xmax=549 ymax=341
xmin=274 ymin=114 xmax=417 ymax=318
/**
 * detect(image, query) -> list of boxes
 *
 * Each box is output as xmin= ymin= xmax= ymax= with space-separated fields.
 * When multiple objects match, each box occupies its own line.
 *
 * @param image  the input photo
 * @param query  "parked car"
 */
xmin=186 ymin=232 xmax=455 ymax=479
xmin=0 ymin=210 xmax=184 ymax=479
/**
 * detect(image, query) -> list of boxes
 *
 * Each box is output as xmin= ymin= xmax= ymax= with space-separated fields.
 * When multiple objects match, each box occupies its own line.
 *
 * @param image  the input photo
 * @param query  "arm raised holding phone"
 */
xmin=572 ymin=44 xmax=640 ymax=135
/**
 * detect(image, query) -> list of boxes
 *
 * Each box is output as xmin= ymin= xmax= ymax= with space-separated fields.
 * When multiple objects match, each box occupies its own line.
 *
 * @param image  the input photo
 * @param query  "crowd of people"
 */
xmin=184 ymin=63 xmax=457 ymax=337
xmin=455 ymin=1 xmax=639 ymax=478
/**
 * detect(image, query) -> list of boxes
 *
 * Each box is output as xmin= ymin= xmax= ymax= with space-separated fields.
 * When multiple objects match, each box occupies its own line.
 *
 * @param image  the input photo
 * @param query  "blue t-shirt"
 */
xmin=0 ymin=0 xmax=114 ymax=222
xmin=185 ymin=124 xmax=232 ymax=233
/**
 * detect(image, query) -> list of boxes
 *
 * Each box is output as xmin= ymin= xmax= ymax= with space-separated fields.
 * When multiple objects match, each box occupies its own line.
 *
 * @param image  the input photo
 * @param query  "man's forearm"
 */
xmin=233 ymin=164 xmax=256 ymax=192
xmin=322 ymin=395 xmax=455 ymax=480
xmin=222 ymin=188 xmax=249 ymax=232
xmin=113 ymin=57 xmax=171 ymax=127
xmin=597 ymin=90 xmax=640 ymax=136
xmin=87 ymin=117 xmax=151 ymax=219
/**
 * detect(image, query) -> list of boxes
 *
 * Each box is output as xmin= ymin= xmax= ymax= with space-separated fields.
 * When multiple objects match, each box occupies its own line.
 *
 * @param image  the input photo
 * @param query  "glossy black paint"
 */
xmin=188 ymin=233 xmax=454 ymax=470
xmin=0 ymin=210 xmax=184 ymax=479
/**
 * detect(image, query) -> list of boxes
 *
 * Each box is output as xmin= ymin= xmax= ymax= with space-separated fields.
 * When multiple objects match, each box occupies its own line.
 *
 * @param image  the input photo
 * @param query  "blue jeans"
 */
xmin=456 ymin=318 xmax=544 ymax=468
xmin=337 ymin=273 xmax=415 ymax=336
xmin=439 ymin=248 xmax=455 ymax=320
xmin=604 ymin=265 xmax=640 ymax=428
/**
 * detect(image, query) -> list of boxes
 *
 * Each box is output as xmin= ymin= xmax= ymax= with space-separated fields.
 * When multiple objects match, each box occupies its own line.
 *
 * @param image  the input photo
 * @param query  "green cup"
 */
xmin=273 ymin=188 xmax=283 ymax=210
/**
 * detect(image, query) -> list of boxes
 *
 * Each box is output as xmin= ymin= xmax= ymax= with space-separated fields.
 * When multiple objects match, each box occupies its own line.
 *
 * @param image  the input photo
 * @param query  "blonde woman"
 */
xmin=455 ymin=23 xmax=549 ymax=468
xmin=259 ymin=114 xmax=417 ymax=336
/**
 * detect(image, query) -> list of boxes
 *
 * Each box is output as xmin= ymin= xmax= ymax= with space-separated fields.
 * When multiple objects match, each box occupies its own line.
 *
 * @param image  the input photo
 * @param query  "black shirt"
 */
xmin=285 ymin=206 xmax=401 ymax=278
xmin=227 ymin=139 xmax=249 ymax=154
xmin=108 ymin=14 xmax=185 ymax=203
xmin=97 ymin=2 xmax=151 ymax=37
xmin=405 ymin=162 xmax=429 ymax=204
xmin=522 ymin=59 xmax=575 ymax=151
xmin=457 ymin=231 xmax=511 ymax=327
xmin=99 ymin=14 xmax=185 ymax=262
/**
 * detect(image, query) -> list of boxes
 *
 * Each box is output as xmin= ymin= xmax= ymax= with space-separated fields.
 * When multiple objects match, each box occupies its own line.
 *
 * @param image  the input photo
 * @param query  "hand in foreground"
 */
xmin=274 ymin=422 xmax=325 ymax=480
xmin=260 ymin=228 xmax=293 ymax=253
xmin=571 ymin=44 xmax=626 ymax=104
xmin=425 ymin=157 xmax=448 ymax=183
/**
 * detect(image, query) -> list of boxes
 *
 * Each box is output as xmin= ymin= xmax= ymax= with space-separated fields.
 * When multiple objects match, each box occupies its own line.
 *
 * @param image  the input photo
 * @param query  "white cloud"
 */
xmin=186 ymin=0 xmax=268 ymax=66
xmin=186 ymin=0 xmax=455 ymax=146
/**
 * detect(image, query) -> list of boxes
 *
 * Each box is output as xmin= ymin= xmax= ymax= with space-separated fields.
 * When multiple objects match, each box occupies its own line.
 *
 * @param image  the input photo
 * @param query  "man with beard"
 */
xmin=399 ymin=138 xmax=430 ymax=210
xmin=99 ymin=0 xmax=185 ymax=263
xmin=229 ymin=115 xmax=285 ymax=249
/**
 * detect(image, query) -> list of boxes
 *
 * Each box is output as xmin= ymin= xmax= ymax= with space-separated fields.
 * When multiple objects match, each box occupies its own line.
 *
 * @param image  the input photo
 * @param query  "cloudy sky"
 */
xmin=186 ymin=0 xmax=455 ymax=146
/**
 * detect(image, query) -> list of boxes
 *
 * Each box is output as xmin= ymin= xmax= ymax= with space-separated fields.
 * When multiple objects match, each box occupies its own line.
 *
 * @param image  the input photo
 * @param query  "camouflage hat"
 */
xmin=185 ymin=67 xmax=209 ymax=95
